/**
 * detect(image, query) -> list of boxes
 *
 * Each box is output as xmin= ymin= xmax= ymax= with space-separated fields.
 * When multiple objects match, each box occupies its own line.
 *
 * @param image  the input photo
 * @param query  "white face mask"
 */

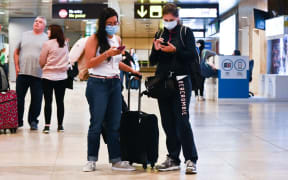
xmin=163 ymin=20 xmax=178 ymax=30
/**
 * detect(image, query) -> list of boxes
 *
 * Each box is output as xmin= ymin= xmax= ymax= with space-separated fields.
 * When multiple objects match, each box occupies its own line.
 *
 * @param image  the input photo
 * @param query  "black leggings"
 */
xmin=42 ymin=79 xmax=66 ymax=126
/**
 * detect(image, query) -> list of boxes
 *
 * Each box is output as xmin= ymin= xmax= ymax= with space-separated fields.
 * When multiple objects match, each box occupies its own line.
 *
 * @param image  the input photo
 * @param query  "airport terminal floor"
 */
xmin=1 ymin=79 xmax=288 ymax=180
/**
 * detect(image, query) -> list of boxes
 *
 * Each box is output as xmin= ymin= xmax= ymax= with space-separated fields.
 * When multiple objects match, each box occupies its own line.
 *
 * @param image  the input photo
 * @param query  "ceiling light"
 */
xmin=0 ymin=12 xmax=5 ymax=15
xmin=241 ymin=16 xmax=248 ymax=19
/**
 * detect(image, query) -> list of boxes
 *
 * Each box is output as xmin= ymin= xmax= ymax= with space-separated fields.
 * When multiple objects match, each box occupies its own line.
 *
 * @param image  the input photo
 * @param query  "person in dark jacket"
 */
xmin=149 ymin=3 xmax=198 ymax=174
xmin=120 ymin=50 xmax=134 ymax=89
xmin=195 ymin=40 xmax=205 ymax=101
xmin=195 ymin=40 xmax=217 ymax=101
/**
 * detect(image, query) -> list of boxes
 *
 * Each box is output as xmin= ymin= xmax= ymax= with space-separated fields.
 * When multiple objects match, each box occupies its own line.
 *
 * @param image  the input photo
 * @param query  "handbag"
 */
xmin=66 ymin=65 xmax=77 ymax=89
xmin=200 ymin=60 xmax=218 ymax=78
xmin=144 ymin=74 xmax=176 ymax=99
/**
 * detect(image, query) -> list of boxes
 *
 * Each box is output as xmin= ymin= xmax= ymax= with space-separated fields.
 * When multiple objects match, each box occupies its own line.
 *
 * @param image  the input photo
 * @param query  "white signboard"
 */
xmin=135 ymin=49 xmax=149 ymax=61
xmin=265 ymin=16 xmax=288 ymax=39
xmin=219 ymin=55 xmax=249 ymax=79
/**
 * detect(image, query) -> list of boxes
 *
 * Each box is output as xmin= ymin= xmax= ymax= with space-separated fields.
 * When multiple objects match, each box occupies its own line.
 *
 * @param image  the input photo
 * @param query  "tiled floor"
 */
xmin=1 ymin=80 xmax=288 ymax=180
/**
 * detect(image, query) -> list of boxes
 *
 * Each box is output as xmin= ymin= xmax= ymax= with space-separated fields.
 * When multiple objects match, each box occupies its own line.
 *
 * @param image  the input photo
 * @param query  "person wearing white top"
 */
xmin=130 ymin=48 xmax=140 ymax=71
xmin=82 ymin=7 xmax=141 ymax=172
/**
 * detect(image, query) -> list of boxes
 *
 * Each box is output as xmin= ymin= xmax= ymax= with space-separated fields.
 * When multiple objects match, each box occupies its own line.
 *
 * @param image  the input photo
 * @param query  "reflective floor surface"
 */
xmin=1 ymin=80 xmax=288 ymax=180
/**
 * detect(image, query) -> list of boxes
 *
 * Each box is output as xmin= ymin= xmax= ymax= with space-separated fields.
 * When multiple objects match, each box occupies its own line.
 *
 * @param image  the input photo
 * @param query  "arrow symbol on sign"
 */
xmin=137 ymin=5 xmax=147 ymax=18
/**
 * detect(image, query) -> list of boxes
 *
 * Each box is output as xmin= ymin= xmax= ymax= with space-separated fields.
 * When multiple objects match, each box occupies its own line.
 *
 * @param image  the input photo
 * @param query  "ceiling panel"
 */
xmin=0 ymin=0 xmax=243 ymax=36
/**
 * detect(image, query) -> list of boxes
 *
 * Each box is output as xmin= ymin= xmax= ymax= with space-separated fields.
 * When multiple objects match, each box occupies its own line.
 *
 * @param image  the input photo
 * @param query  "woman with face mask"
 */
xmin=82 ymin=7 xmax=140 ymax=172
xmin=149 ymin=3 xmax=198 ymax=174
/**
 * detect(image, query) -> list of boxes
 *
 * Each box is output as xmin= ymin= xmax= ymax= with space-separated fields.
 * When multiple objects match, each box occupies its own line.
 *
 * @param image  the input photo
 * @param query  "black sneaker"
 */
xmin=30 ymin=122 xmax=38 ymax=131
xmin=156 ymin=157 xmax=180 ymax=171
xmin=185 ymin=160 xmax=197 ymax=174
xmin=42 ymin=126 xmax=50 ymax=134
xmin=57 ymin=125 xmax=64 ymax=132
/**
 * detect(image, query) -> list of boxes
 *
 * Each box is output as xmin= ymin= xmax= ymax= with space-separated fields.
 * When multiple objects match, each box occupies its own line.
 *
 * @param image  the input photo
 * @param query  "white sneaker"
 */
xmin=156 ymin=157 xmax=180 ymax=171
xmin=112 ymin=161 xmax=136 ymax=171
xmin=199 ymin=96 xmax=205 ymax=101
xmin=186 ymin=160 xmax=197 ymax=174
xmin=82 ymin=161 xmax=96 ymax=172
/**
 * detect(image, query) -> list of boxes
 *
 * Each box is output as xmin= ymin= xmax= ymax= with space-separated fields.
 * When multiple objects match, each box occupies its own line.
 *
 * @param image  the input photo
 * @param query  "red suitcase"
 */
xmin=0 ymin=90 xmax=18 ymax=134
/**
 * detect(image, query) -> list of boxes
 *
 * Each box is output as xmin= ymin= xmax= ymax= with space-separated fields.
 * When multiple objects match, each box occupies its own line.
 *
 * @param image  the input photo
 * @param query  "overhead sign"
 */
xmin=219 ymin=55 xmax=249 ymax=79
xmin=134 ymin=3 xmax=219 ymax=19
xmin=134 ymin=4 xmax=163 ymax=19
xmin=52 ymin=3 xmax=108 ymax=19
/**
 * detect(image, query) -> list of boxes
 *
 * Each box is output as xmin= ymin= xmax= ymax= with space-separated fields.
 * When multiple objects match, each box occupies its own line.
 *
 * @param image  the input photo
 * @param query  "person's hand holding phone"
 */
xmin=160 ymin=41 xmax=169 ymax=46
xmin=160 ymin=42 xmax=176 ymax=53
xmin=106 ymin=46 xmax=122 ymax=57
xmin=117 ymin=45 xmax=126 ymax=52
xmin=153 ymin=38 xmax=164 ymax=51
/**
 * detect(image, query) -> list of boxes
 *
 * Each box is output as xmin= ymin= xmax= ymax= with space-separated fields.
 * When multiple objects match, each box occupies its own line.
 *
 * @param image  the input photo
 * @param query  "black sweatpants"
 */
xmin=157 ymin=76 xmax=198 ymax=164
xmin=42 ymin=78 xmax=66 ymax=126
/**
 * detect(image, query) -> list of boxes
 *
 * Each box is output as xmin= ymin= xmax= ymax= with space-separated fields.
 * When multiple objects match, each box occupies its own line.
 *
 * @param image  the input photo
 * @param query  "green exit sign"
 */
xmin=134 ymin=4 xmax=164 ymax=19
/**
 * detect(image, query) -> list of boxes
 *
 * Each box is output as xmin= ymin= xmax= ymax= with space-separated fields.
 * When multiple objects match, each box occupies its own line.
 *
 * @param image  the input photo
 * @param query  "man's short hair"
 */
xmin=35 ymin=16 xmax=47 ymax=26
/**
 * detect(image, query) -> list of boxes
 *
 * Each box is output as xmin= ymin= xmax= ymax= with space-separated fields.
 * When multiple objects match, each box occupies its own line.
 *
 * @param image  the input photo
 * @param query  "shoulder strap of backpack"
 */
xmin=156 ymin=29 xmax=164 ymax=39
xmin=180 ymin=25 xmax=187 ymax=48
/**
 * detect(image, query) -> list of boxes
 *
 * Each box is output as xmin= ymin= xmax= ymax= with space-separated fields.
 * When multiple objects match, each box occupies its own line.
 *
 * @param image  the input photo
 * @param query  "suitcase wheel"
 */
xmin=151 ymin=163 xmax=155 ymax=169
xmin=129 ymin=161 xmax=133 ymax=166
xmin=143 ymin=163 xmax=147 ymax=169
xmin=4 ymin=129 xmax=7 ymax=134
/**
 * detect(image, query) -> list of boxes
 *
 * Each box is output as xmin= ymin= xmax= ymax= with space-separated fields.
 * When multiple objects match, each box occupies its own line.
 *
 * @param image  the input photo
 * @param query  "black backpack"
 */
xmin=0 ymin=65 xmax=9 ymax=92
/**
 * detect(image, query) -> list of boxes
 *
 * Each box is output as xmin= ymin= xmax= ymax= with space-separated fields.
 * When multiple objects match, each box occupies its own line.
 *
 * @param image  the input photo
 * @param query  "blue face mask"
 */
xmin=105 ymin=25 xmax=119 ymax=36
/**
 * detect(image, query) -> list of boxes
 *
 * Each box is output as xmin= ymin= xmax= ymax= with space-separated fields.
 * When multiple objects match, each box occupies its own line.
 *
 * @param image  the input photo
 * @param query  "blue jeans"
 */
xmin=157 ymin=76 xmax=198 ymax=164
xmin=16 ymin=75 xmax=43 ymax=126
xmin=86 ymin=77 xmax=122 ymax=163
xmin=120 ymin=71 xmax=130 ymax=89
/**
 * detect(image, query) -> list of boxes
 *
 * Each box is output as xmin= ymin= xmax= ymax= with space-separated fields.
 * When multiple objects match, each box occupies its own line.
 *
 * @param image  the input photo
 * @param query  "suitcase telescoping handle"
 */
xmin=127 ymin=73 xmax=142 ymax=112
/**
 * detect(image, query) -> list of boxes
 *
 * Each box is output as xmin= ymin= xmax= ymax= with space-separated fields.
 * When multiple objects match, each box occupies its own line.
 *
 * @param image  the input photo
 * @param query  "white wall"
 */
xmin=8 ymin=18 xmax=35 ymax=81
xmin=219 ymin=14 xmax=236 ymax=55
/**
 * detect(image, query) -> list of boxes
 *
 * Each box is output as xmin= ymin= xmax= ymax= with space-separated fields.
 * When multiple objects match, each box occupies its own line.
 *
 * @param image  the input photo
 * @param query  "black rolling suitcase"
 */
xmin=120 ymin=75 xmax=159 ymax=169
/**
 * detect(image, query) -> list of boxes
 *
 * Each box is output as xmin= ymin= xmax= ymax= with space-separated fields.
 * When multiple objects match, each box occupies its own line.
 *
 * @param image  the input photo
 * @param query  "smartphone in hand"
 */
xmin=117 ymin=45 xmax=126 ymax=51
xmin=160 ymin=42 xmax=168 ymax=46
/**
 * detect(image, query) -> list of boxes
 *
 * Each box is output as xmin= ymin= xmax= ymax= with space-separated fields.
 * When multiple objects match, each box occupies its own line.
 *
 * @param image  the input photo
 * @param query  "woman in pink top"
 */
xmin=39 ymin=24 xmax=69 ymax=133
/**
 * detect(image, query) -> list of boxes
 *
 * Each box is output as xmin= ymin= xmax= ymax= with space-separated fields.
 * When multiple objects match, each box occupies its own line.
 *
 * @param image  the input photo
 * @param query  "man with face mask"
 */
xmin=149 ymin=3 xmax=199 ymax=174
xmin=14 ymin=16 xmax=48 ymax=130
